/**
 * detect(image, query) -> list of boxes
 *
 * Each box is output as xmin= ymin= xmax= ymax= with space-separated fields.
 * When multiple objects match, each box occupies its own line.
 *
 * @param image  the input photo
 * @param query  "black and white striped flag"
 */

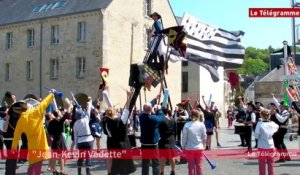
xmin=180 ymin=13 xmax=245 ymax=67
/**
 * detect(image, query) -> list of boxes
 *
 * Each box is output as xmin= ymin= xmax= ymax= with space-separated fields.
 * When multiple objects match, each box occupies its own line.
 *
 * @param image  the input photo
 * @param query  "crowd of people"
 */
xmin=227 ymin=95 xmax=300 ymax=175
xmin=0 ymin=10 xmax=299 ymax=175
xmin=0 ymin=88 xmax=299 ymax=175
xmin=0 ymin=87 xmax=227 ymax=175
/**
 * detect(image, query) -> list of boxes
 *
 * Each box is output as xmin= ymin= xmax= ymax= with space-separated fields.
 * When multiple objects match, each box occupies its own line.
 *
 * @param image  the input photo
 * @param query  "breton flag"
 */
xmin=161 ymin=13 xmax=244 ymax=82
xmin=180 ymin=13 xmax=245 ymax=67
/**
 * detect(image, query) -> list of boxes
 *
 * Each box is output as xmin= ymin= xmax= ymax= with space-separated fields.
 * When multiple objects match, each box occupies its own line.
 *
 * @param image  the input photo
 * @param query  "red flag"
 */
xmin=226 ymin=70 xmax=239 ymax=90
xmin=99 ymin=68 xmax=109 ymax=75
xmin=193 ymin=100 xmax=199 ymax=109
xmin=181 ymin=97 xmax=190 ymax=106
xmin=99 ymin=68 xmax=109 ymax=90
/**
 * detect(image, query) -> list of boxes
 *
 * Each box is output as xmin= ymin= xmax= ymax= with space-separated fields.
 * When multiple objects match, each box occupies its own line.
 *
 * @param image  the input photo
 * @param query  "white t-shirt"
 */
xmin=255 ymin=121 xmax=279 ymax=149
xmin=181 ymin=121 xmax=207 ymax=150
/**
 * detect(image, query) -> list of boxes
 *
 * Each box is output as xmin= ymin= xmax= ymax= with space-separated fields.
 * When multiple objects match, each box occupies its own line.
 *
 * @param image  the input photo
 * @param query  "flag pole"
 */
xmin=283 ymin=41 xmax=289 ymax=106
xmin=139 ymin=91 xmax=142 ymax=111
xmin=160 ymin=44 xmax=174 ymax=111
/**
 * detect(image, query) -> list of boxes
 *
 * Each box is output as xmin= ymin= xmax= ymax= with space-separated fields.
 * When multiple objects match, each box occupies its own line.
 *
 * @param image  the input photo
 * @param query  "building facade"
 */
xmin=0 ymin=0 xmax=181 ymax=108
xmin=181 ymin=61 xmax=232 ymax=115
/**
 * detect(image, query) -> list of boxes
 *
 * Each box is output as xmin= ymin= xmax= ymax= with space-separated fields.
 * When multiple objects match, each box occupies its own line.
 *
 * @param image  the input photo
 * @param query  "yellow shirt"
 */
xmin=12 ymin=93 xmax=54 ymax=165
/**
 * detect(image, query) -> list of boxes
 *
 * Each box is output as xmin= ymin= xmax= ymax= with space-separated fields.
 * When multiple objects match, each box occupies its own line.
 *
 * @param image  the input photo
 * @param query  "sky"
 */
xmin=169 ymin=0 xmax=297 ymax=49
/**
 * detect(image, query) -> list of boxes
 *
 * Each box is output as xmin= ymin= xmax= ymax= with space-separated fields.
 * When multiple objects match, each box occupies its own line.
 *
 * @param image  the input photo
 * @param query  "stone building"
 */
xmin=254 ymin=66 xmax=300 ymax=105
xmin=0 ymin=0 xmax=181 ymax=108
xmin=181 ymin=60 xmax=233 ymax=116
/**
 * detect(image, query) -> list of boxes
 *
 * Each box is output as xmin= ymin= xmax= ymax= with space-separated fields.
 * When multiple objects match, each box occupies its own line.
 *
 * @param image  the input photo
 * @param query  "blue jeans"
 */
xmin=141 ymin=144 xmax=160 ymax=175
xmin=77 ymin=141 xmax=93 ymax=168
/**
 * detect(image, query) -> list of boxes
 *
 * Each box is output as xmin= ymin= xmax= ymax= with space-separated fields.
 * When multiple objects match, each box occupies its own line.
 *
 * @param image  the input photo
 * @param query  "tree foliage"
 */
xmin=237 ymin=47 xmax=269 ymax=76
xmin=237 ymin=58 xmax=268 ymax=76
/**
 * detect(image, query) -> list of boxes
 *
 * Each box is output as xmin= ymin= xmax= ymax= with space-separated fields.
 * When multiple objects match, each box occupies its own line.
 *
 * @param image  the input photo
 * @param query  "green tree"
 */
xmin=244 ymin=47 xmax=270 ymax=63
xmin=237 ymin=47 xmax=269 ymax=76
xmin=237 ymin=58 xmax=268 ymax=76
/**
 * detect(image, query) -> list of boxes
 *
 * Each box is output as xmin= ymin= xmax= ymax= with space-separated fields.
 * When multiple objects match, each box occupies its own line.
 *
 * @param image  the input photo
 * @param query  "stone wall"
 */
xmin=0 ymin=12 xmax=103 ymax=100
xmin=0 ymin=0 xmax=181 ymax=109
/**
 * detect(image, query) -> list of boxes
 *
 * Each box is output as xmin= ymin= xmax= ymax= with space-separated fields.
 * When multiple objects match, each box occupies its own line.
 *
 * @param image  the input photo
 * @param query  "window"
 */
xmin=32 ymin=1 xmax=68 ymax=13
xmin=144 ymin=0 xmax=152 ymax=16
xmin=6 ymin=32 xmax=12 ymax=49
xmin=144 ymin=28 xmax=152 ymax=49
xmin=77 ymin=22 xmax=86 ymax=42
xmin=182 ymin=72 xmax=188 ymax=93
xmin=50 ymin=59 xmax=59 ymax=79
xmin=26 ymin=61 xmax=33 ymax=80
xmin=51 ymin=1 xmax=68 ymax=9
xmin=5 ymin=63 xmax=10 ymax=81
xmin=27 ymin=29 xmax=35 ymax=47
xmin=182 ymin=61 xmax=188 ymax=66
xmin=51 ymin=25 xmax=59 ymax=44
xmin=39 ymin=4 xmax=49 ymax=12
xmin=76 ymin=57 xmax=86 ymax=78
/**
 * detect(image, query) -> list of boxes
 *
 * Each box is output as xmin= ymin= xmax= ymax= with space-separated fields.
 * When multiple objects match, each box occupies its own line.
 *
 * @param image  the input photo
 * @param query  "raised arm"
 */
xmin=85 ymin=97 xmax=93 ymax=120
xmin=238 ymin=96 xmax=246 ymax=109
xmin=202 ymin=96 xmax=208 ymax=109
xmin=102 ymin=89 xmax=113 ymax=108
xmin=64 ymin=98 xmax=73 ymax=113
xmin=198 ymin=104 xmax=209 ymax=117
xmin=11 ymin=118 xmax=24 ymax=149
xmin=26 ymin=93 xmax=54 ymax=119
xmin=120 ymin=91 xmax=132 ymax=125
xmin=271 ymin=93 xmax=280 ymax=110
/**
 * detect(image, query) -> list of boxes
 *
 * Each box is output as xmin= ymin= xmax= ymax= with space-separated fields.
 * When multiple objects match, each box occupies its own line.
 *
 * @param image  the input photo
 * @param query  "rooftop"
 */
xmin=258 ymin=65 xmax=300 ymax=82
xmin=0 ymin=0 xmax=112 ymax=26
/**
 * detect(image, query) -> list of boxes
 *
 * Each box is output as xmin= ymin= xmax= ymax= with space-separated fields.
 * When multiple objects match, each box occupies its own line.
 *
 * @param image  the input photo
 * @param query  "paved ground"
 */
xmin=0 ymin=118 xmax=299 ymax=175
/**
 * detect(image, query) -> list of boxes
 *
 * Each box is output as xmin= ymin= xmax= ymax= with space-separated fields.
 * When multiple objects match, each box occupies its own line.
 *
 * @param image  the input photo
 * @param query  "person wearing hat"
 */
xmin=174 ymin=103 xmax=189 ymax=144
xmin=270 ymin=100 xmax=291 ymax=162
xmin=1 ymin=91 xmax=16 ymax=107
xmin=254 ymin=109 xmax=279 ymax=175
xmin=244 ymin=102 xmax=256 ymax=153
xmin=235 ymin=104 xmax=247 ymax=147
xmin=149 ymin=12 xmax=163 ymax=34
xmin=3 ymin=101 xmax=26 ymax=175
